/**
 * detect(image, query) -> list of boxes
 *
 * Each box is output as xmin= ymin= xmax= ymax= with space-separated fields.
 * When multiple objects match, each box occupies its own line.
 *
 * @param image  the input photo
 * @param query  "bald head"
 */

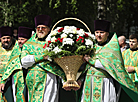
xmin=118 ymin=36 xmax=126 ymax=47
xmin=118 ymin=36 xmax=126 ymax=41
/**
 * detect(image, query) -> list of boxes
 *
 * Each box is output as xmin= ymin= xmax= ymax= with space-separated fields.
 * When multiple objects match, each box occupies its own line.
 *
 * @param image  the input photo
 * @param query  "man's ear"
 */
xmin=107 ymin=32 xmax=109 ymax=37
xmin=11 ymin=36 xmax=13 ymax=40
xmin=48 ymin=28 xmax=50 ymax=32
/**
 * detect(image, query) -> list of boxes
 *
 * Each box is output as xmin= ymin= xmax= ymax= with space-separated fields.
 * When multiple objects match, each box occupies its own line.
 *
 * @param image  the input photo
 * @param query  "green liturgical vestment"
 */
xmin=0 ymin=44 xmax=14 ymax=76
xmin=80 ymin=33 xmax=138 ymax=102
xmin=122 ymin=49 xmax=138 ymax=87
xmin=1 ymin=42 xmax=26 ymax=102
xmin=21 ymin=33 xmax=65 ymax=102
xmin=0 ymin=43 xmax=15 ymax=102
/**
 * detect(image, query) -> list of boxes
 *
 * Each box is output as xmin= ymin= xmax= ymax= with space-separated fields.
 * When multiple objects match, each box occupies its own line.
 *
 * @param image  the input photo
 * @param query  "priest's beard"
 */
xmin=2 ymin=41 xmax=12 ymax=49
xmin=37 ymin=31 xmax=47 ymax=38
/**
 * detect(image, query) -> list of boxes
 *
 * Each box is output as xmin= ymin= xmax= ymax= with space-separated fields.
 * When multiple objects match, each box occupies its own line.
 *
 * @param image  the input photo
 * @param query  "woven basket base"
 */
xmin=62 ymin=80 xmax=80 ymax=89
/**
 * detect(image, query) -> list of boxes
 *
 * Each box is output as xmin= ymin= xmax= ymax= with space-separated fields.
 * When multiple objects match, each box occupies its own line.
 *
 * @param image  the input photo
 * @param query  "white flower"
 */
xmin=63 ymin=26 xmax=70 ymax=34
xmin=46 ymin=35 xmax=51 ymax=42
xmin=85 ymin=39 xmax=93 ymax=48
xmin=70 ymin=26 xmax=77 ymax=34
xmin=45 ymin=46 xmax=52 ymax=51
xmin=61 ymin=33 xmax=67 ymax=38
xmin=53 ymin=46 xmax=62 ymax=54
xmin=55 ymin=27 xmax=63 ymax=31
xmin=62 ymin=38 xmax=74 ymax=46
xmin=63 ymin=26 xmax=77 ymax=34
xmin=77 ymin=34 xmax=80 ymax=38
xmin=86 ymin=32 xmax=95 ymax=39
xmin=70 ymin=26 xmax=77 ymax=30
xmin=77 ymin=29 xmax=85 ymax=36
xmin=51 ymin=37 xmax=56 ymax=42
xmin=50 ymin=30 xmax=57 ymax=36
xmin=69 ymin=34 xmax=73 ymax=38
xmin=64 ymin=26 xmax=70 ymax=30
xmin=72 ymin=28 xmax=77 ymax=34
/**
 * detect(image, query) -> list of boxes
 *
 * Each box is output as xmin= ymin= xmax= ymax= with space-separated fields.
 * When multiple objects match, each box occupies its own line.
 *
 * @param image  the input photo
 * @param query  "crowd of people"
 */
xmin=0 ymin=14 xmax=137 ymax=102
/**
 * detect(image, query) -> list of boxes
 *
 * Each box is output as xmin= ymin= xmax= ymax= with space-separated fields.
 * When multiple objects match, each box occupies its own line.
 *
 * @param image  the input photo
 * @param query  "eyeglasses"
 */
xmin=36 ymin=27 xmax=48 ymax=30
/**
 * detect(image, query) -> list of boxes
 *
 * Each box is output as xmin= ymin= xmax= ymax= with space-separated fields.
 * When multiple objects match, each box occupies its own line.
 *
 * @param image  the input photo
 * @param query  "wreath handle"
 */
xmin=51 ymin=17 xmax=91 ymax=34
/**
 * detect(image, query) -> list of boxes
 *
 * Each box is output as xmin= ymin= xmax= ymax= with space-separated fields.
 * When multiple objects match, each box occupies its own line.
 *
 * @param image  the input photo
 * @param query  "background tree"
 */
xmin=0 ymin=0 xmax=138 ymax=38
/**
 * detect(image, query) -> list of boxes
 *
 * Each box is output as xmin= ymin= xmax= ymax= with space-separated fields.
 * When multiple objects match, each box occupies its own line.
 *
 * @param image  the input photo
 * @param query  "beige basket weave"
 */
xmin=54 ymin=55 xmax=83 ymax=88
xmin=52 ymin=18 xmax=91 ymax=88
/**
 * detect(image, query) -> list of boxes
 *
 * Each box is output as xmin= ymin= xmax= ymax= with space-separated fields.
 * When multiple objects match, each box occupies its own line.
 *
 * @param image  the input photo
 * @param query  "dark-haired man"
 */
xmin=20 ymin=15 xmax=65 ymax=102
xmin=76 ymin=20 xmax=138 ymax=102
xmin=0 ymin=26 xmax=33 ymax=102
xmin=122 ymin=34 xmax=138 ymax=86
xmin=0 ymin=26 xmax=16 ymax=102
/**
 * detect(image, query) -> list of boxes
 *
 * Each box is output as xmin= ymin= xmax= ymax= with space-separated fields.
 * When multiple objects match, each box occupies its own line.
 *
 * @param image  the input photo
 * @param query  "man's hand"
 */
xmin=127 ymin=66 xmax=135 ymax=73
xmin=83 ymin=55 xmax=91 ymax=62
xmin=43 ymin=55 xmax=49 ymax=60
xmin=0 ymin=84 xmax=5 ymax=93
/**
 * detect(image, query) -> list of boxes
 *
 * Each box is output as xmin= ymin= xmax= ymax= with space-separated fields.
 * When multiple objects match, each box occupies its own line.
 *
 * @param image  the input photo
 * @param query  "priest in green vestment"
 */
xmin=0 ymin=26 xmax=33 ymax=102
xmin=20 ymin=15 xmax=65 ymax=102
xmin=122 ymin=34 xmax=138 ymax=88
xmin=0 ymin=26 xmax=16 ymax=102
xmin=76 ymin=20 xmax=138 ymax=102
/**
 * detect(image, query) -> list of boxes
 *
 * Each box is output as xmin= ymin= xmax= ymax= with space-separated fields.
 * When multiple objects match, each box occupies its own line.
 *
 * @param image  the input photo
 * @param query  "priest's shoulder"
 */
xmin=122 ymin=48 xmax=130 ymax=54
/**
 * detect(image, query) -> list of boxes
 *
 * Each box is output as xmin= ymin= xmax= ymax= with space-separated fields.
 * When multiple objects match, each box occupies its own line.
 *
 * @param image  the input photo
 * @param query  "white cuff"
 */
xmin=21 ymin=55 xmax=35 ymax=69
xmin=95 ymin=59 xmax=106 ymax=70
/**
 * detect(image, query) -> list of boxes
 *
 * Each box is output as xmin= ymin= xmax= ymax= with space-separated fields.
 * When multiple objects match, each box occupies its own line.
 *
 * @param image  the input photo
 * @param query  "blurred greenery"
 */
xmin=0 ymin=0 xmax=138 ymax=38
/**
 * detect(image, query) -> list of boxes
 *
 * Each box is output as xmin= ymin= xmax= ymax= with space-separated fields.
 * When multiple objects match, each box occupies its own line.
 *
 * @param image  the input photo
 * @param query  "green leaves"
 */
xmin=53 ymin=0 xmax=61 ymax=9
xmin=75 ymin=45 xmax=94 ymax=55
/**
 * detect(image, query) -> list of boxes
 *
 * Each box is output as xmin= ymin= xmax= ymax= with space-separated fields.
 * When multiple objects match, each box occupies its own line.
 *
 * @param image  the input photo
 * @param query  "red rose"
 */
xmin=48 ymin=41 xmax=51 ymax=43
xmin=76 ymin=38 xmax=80 ymax=42
xmin=58 ymin=27 xmax=64 ymax=32
xmin=85 ymin=33 xmax=89 ymax=37
xmin=77 ymin=28 xmax=80 ymax=30
xmin=81 ymin=39 xmax=84 ymax=43
xmin=57 ymin=38 xmax=63 ymax=43
xmin=59 ymin=38 xmax=63 ymax=42
xmin=79 ymin=36 xmax=83 ymax=39
xmin=57 ymin=38 xmax=61 ymax=41
xmin=43 ymin=43 xmax=47 ymax=49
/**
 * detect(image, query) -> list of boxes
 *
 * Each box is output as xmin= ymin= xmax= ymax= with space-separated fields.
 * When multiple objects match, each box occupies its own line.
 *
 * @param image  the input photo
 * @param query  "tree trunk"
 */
xmin=97 ymin=0 xmax=106 ymax=20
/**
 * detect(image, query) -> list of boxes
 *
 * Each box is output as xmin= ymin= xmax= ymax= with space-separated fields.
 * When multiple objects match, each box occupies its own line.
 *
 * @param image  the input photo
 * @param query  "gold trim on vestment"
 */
xmin=41 ymin=73 xmax=47 ymax=101
xmin=3 ymin=95 xmax=7 ymax=102
xmin=99 ymin=55 xmax=129 ymax=88
xmin=2 ymin=63 xmax=22 ymax=81
xmin=6 ymin=55 xmax=19 ymax=66
xmin=100 ymin=49 xmax=123 ymax=64
xmin=30 ymin=71 xmax=36 ymax=102
xmin=22 ymin=93 xmax=26 ymax=102
xmin=87 ymin=66 xmax=111 ymax=78
xmin=0 ymin=62 xmax=7 ymax=64
xmin=26 ymin=41 xmax=44 ymax=48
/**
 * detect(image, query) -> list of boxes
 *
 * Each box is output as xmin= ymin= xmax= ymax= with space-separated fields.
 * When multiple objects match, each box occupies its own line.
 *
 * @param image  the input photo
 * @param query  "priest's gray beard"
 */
xmin=2 ymin=41 xmax=12 ymax=49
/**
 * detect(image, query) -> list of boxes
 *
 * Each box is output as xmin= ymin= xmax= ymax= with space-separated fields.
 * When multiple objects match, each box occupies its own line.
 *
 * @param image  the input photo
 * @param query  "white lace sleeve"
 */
xmin=95 ymin=59 xmax=106 ymax=70
xmin=21 ymin=55 xmax=35 ymax=69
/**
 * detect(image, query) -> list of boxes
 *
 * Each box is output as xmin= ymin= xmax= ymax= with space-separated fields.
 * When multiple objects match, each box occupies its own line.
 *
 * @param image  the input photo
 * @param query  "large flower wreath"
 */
xmin=43 ymin=26 xmax=95 ymax=59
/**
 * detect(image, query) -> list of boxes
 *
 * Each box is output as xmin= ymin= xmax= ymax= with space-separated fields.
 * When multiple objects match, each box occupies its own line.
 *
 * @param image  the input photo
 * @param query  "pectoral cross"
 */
xmin=85 ymin=90 xmax=90 ymax=98
xmin=94 ymin=92 xmax=100 ymax=99
xmin=91 ymin=71 xmax=95 ymax=75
